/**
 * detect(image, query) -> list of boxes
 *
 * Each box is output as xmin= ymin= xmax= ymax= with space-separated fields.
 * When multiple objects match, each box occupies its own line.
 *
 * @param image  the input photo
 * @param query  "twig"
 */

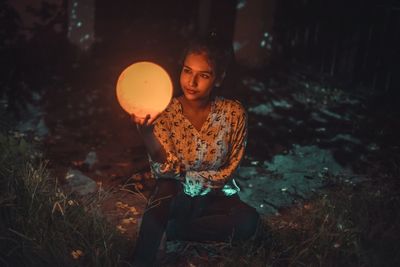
xmin=120 ymin=187 xmax=147 ymax=202
xmin=8 ymin=228 xmax=35 ymax=242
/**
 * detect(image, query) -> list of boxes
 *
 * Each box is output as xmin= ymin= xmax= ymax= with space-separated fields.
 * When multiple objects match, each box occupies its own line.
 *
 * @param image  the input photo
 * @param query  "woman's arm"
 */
xmin=132 ymin=114 xmax=166 ymax=163
xmin=133 ymin=110 xmax=184 ymax=180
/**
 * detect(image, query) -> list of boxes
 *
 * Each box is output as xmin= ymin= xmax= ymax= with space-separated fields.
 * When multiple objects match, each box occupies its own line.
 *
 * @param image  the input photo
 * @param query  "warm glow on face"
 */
xmin=180 ymin=53 xmax=216 ymax=102
xmin=116 ymin=62 xmax=173 ymax=118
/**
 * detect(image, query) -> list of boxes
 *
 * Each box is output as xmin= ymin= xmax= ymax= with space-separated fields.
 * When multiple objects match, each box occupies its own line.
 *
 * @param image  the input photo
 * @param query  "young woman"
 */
xmin=131 ymin=35 xmax=260 ymax=266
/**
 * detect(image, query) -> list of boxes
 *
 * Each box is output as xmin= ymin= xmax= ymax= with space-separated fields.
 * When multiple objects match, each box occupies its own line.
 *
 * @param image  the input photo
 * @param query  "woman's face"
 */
xmin=180 ymin=52 xmax=217 ymax=102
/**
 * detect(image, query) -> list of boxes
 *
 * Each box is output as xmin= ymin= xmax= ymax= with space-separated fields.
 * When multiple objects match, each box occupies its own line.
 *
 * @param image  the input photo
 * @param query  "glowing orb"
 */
xmin=116 ymin=61 xmax=173 ymax=118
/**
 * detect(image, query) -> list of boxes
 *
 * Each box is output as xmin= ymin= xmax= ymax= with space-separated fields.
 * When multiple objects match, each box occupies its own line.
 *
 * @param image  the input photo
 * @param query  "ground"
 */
xmin=6 ymin=50 xmax=400 ymax=266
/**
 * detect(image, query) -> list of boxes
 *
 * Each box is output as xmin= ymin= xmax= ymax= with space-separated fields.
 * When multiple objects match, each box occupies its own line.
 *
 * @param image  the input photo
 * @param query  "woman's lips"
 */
xmin=185 ymin=88 xmax=197 ymax=94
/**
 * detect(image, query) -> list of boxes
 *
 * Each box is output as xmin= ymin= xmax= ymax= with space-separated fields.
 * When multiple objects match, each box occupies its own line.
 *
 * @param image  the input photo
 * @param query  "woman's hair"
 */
xmin=181 ymin=32 xmax=233 ymax=82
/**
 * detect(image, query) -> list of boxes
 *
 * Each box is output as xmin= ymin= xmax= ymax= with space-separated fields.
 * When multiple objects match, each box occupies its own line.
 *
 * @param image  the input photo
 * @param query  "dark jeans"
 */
xmin=132 ymin=179 xmax=260 ymax=266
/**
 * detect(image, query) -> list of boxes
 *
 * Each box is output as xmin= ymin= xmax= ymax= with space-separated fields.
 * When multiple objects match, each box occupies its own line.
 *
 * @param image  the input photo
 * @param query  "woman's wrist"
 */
xmin=136 ymin=123 xmax=154 ymax=137
xmin=180 ymin=170 xmax=186 ymax=180
xmin=141 ymin=130 xmax=167 ymax=163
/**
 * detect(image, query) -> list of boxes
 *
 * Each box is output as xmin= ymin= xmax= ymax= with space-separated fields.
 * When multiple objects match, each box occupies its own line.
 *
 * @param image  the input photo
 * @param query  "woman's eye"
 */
xmin=183 ymin=68 xmax=191 ymax=74
xmin=200 ymin=74 xmax=210 ymax=79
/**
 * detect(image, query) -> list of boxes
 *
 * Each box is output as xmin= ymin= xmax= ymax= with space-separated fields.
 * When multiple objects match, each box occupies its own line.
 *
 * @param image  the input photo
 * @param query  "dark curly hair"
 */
xmin=181 ymin=32 xmax=233 ymax=84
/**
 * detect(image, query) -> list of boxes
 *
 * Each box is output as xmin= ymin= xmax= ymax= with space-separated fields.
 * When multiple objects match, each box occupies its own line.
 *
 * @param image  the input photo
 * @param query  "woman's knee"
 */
xmin=233 ymin=208 xmax=260 ymax=241
xmin=145 ymin=179 xmax=181 ymax=214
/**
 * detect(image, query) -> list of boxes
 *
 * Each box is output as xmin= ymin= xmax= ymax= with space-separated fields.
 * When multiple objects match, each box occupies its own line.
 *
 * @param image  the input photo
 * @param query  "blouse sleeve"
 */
xmin=148 ymin=110 xmax=184 ymax=180
xmin=183 ymin=104 xmax=247 ymax=196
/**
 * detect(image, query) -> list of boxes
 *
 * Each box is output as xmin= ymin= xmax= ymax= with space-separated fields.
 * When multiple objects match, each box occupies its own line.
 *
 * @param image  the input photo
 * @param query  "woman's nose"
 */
xmin=189 ymin=75 xmax=198 ymax=87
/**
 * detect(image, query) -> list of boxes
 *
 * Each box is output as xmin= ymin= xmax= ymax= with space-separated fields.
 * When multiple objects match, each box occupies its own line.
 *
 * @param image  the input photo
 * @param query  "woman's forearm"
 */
xmin=131 ymin=113 xmax=167 ymax=164
xmin=139 ymin=128 xmax=167 ymax=163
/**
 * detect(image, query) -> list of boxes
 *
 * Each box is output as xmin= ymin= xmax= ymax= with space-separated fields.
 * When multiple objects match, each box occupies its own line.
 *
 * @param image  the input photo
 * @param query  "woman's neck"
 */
xmin=179 ymin=95 xmax=212 ymax=113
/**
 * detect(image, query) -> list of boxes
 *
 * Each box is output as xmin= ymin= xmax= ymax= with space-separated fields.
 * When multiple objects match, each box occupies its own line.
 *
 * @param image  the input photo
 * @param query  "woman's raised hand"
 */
xmin=130 ymin=113 xmax=160 ymax=134
xmin=130 ymin=112 xmax=166 ymax=162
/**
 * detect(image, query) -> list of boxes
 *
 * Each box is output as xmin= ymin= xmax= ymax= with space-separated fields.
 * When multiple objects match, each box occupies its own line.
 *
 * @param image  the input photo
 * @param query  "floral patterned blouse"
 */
xmin=149 ymin=96 xmax=247 ymax=197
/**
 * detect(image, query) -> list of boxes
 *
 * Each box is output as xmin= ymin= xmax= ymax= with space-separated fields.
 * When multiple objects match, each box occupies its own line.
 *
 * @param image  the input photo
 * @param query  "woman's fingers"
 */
xmin=140 ymin=114 xmax=158 ymax=126
xmin=147 ymin=112 xmax=161 ymax=125
xmin=143 ymin=114 xmax=151 ymax=125
xmin=130 ymin=113 xmax=146 ymax=125
xmin=130 ymin=113 xmax=136 ymax=123
xmin=130 ymin=113 xmax=159 ymax=134
xmin=132 ymin=114 xmax=155 ymax=135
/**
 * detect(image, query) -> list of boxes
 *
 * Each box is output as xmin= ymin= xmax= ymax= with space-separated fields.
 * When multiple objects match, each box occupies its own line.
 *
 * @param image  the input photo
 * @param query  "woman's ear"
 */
xmin=214 ymin=71 xmax=226 ymax=87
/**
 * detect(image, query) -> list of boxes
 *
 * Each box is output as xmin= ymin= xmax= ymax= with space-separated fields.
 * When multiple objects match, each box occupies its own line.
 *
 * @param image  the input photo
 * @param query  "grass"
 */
xmin=0 ymin=133 xmax=132 ymax=267
xmin=211 ymin=175 xmax=400 ymax=267
xmin=161 ymin=174 xmax=400 ymax=267
xmin=1 ymin=132 xmax=399 ymax=266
